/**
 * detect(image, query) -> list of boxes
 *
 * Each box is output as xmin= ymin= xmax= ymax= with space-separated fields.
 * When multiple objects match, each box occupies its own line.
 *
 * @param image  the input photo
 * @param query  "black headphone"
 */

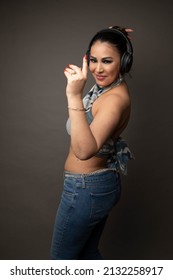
xmin=86 ymin=27 xmax=133 ymax=75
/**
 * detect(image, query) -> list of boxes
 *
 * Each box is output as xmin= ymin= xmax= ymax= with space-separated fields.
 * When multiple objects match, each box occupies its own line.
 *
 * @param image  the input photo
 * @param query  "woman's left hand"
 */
xmin=64 ymin=55 xmax=88 ymax=97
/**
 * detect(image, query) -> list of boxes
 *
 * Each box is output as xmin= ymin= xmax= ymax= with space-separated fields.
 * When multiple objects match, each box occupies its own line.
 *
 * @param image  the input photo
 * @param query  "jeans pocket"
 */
xmin=60 ymin=178 xmax=77 ymax=211
xmin=90 ymin=188 xmax=120 ymax=221
xmin=61 ymin=188 xmax=77 ymax=211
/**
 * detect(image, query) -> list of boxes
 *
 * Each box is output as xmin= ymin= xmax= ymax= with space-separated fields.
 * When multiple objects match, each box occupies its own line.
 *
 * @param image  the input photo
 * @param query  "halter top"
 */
xmin=66 ymin=78 xmax=134 ymax=175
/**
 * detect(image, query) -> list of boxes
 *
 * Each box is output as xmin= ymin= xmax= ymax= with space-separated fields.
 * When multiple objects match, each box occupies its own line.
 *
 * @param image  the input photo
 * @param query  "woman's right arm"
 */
xmin=64 ymin=56 xmax=99 ymax=160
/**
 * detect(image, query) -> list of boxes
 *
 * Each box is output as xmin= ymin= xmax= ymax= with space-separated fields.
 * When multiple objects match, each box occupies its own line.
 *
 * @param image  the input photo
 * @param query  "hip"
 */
xmin=63 ymin=168 xmax=121 ymax=192
xmin=62 ymin=168 xmax=121 ymax=218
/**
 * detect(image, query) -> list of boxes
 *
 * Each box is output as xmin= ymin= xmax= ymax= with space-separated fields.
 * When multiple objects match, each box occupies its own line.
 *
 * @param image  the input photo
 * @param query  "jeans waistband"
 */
xmin=64 ymin=168 xmax=117 ymax=178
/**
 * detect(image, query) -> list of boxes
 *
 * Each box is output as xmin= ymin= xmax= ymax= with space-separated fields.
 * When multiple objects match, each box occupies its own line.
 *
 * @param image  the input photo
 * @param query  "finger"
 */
xmin=64 ymin=68 xmax=72 ymax=78
xmin=125 ymin=28 xmax=134 ymax=32
xmin=64 ymin=65 xmax=79 ymax=80
xmin=68 ymin=64 xmax=81 ymax=75
xmin=64 ymin=66 xmax=78 ymax=78
xmin=125 ymin=29 xmax=134 ymax=40
xmin=82 ymin=54 xmax=88 ymax=78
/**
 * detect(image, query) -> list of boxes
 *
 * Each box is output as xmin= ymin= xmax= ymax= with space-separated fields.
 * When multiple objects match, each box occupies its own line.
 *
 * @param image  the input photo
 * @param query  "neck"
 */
xmin=97 ymin=75 xmax=123 ymax=90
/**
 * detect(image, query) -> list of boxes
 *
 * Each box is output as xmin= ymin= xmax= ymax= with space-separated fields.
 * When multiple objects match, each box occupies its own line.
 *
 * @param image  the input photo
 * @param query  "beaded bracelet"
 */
xmin=68 ymin=106 xmax=86 ymax=111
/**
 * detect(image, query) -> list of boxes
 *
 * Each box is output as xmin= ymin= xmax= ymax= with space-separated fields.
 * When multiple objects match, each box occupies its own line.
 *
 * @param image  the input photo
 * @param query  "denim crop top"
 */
xmin=66 ymin=81 xmax=134 ymax=175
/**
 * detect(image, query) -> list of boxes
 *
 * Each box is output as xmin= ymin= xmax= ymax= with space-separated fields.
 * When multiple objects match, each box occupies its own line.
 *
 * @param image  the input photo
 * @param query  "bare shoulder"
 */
xmin=95 ymin=82 xmax=131 ymax=114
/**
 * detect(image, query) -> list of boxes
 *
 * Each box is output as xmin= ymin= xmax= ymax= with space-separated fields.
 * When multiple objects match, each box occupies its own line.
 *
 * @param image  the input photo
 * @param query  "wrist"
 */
xmin=67 ymin=95 xmax=83 ymax=106
xmin=68 ymin=106 xmax=85 ymax=111
xmin=66 ymin=91 xmax=83 ymax=98
xmin=67 ymin=94 xmax=83 ymax=105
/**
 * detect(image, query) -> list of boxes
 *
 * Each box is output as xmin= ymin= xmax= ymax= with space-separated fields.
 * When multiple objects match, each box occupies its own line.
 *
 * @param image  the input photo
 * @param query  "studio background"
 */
xmin=0 ymin=0 xmax=173 ymax=259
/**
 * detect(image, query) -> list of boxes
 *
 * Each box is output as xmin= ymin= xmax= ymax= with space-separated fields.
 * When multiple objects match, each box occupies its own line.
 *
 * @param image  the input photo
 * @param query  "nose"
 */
xmin=96 ymin=62 xmax=103 ymax=73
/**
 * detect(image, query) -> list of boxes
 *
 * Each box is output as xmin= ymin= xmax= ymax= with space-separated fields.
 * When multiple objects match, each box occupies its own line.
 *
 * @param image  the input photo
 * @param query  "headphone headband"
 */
xmin=97 ymin=27 xmax=133 ymax=55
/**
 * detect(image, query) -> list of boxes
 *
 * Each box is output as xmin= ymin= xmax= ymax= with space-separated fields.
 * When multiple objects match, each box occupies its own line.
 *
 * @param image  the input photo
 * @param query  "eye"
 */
xmin=102 ymin=59 xmax=112 ymax=64
xmin=90 ymin=58 xmax=97 ymax=63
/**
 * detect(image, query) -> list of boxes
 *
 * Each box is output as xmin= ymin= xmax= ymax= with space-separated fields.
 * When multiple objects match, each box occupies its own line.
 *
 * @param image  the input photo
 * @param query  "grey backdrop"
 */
xmin=0 ymin=0 xmax=173 ymax=260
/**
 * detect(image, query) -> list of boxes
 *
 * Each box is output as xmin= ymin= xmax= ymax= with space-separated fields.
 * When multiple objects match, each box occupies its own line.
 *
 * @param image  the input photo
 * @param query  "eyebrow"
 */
xmin=90 ymin=56 xmax=113 ymax=59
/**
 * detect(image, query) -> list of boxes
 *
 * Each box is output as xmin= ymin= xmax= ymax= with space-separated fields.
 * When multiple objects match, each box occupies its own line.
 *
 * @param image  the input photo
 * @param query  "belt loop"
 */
xmin=81 ymin=174 xmax=86 ymax=188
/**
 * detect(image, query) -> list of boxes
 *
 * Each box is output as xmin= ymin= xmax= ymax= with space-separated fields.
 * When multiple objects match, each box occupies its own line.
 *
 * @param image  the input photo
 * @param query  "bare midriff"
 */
xmin=64 ymin=148 xmax=108 ymax=174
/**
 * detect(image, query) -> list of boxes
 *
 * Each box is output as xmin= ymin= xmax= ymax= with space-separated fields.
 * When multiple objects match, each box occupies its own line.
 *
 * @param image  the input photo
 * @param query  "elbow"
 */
xmin=73 ymin=146 xmax=97 ymax=161
xmin=71 ymin=140 xmax=98 ymax=160
xmin=74 ymin=151 xmax=94 ymax=161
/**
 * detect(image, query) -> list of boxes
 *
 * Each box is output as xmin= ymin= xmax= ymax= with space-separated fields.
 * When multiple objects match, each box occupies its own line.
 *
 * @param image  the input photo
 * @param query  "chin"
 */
xmin=97 ymin=81 xmax=112 ymax=88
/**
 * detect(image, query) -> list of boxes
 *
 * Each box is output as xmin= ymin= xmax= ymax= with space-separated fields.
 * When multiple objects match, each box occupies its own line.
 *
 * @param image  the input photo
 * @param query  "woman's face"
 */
xmin=89 ymin=40 xmax=121 ymax=87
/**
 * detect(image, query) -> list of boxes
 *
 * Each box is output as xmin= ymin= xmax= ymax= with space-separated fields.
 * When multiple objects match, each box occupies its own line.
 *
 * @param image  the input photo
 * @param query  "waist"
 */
xmin=64 ymin=168 xmax=116 ymax=178
xmin=64 ymin=149 xmax=110 ymax=174
xmin=64 ymin=168 xmax=119 ymax=186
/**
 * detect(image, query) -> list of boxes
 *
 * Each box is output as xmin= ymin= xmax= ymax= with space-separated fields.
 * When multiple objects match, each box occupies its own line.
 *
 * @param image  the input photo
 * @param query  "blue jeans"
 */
xmin=50 ymin=169 xmax=121 ymax=260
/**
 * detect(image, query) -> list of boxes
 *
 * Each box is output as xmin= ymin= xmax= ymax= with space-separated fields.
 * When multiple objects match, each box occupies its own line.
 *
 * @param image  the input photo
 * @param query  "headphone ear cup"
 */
xmin=120 ymin=52 xmax=133 ymax=74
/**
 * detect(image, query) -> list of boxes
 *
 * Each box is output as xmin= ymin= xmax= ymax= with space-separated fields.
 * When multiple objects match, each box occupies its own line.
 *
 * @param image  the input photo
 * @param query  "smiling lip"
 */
xmin=95 ymin=74 xmax=107 ymax=81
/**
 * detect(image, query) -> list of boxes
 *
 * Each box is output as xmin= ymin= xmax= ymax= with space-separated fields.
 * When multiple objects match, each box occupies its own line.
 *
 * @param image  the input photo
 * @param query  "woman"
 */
xmin=50 ymin=26 xmax=134 ymax=259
